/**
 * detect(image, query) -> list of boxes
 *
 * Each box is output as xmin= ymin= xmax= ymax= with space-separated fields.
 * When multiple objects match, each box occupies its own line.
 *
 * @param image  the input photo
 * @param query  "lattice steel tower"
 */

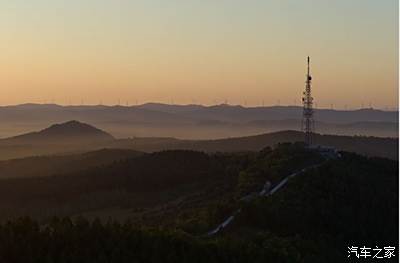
xmin=302 ymin=56 xmax=314 ymax=146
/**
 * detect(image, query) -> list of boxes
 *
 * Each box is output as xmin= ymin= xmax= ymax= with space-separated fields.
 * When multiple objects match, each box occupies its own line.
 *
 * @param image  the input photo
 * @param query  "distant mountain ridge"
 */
xmin=0 ymin=103 xmax=397 ymax=123
xmin=0 ymin=103 xmax=397 ymax=139
xmin=137 ymin=103 xmax=398 ymax=123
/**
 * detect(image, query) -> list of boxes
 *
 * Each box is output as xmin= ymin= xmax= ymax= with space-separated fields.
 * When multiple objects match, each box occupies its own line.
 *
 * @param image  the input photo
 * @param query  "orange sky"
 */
xmin=0 ymin=1 xmax=398 ymax=109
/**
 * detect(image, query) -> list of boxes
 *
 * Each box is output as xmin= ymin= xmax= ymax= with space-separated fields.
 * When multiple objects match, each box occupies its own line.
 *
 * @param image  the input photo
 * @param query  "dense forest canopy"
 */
xmin=0 ymin=143 xmax=397 ymax=262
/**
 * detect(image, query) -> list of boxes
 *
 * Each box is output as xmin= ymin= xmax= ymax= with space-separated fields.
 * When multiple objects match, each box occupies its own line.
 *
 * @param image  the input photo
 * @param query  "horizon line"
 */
xmin=0 ymin=102 xmax=398 ymax=112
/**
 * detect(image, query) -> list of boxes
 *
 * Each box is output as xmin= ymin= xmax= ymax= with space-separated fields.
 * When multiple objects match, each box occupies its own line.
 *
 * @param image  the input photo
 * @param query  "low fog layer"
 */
xmin=0 ymin=103 xmax=397 ymax=139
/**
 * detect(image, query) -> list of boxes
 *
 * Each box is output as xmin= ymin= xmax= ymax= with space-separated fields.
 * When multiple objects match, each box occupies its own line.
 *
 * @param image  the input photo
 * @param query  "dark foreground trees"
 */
xmin=0 ymin=216 xmax=280 ymax=263
xmin=0 ymin=144 xmax=397 ymax=262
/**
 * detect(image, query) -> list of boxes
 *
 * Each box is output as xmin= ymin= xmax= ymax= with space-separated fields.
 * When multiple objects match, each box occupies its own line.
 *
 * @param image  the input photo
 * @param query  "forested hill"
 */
xmin=0 ymin=148 xmax=143 ymax=179
xmin=118 ymin=130 xmax=398 ymax=160
xmin=229 ymin=152 xmax=398 ymax=262
xmin=0 ymin=144 xmax=397 ymax=262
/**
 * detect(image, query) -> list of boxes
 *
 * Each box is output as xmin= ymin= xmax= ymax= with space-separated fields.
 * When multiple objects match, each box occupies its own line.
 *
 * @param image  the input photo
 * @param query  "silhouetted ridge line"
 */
xmin=6 ymin=120 xmax=114 ymax=143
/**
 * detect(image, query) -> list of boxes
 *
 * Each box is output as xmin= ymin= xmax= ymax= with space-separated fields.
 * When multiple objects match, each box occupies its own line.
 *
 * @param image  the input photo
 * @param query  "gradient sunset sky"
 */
xmin=0 ymin=0 xmax=398 ymax=109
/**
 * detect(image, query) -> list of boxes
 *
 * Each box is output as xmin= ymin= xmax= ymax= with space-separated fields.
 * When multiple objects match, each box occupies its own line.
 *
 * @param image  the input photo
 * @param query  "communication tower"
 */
xmin=302 ymin=56 xmax=314 ymax=146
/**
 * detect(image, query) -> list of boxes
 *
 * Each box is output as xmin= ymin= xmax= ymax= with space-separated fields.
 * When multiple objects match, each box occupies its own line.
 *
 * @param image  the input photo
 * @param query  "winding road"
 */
xmin=206 ymin=150 xmax=340 ymax=236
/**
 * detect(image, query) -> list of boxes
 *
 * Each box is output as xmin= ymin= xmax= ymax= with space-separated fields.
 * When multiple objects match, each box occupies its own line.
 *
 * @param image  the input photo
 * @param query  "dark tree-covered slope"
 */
xmin=228 ymin=153 xmax=398 ymax=262
xmin=0 ymin=144 xmax=397 ymax=262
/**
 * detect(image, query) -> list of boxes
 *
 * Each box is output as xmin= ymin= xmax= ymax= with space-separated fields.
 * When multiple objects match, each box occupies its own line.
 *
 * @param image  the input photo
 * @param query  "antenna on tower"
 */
xmin=301 ymin=56 xmax=314 ymax=147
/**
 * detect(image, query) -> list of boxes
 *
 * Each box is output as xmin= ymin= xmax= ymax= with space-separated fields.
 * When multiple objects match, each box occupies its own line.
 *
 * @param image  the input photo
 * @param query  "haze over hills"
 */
xmin=0 ymin=120 xmax=396 ymax=160
xmin=0 ymin=103 xmax=397 ymax=139
xmin=0 ymin=121 xmax=115 ymax=160
xmin=0 ymin=0 xmax=397 ymax=261
xmin=4 ymin=120 xmax=114 ymax=144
